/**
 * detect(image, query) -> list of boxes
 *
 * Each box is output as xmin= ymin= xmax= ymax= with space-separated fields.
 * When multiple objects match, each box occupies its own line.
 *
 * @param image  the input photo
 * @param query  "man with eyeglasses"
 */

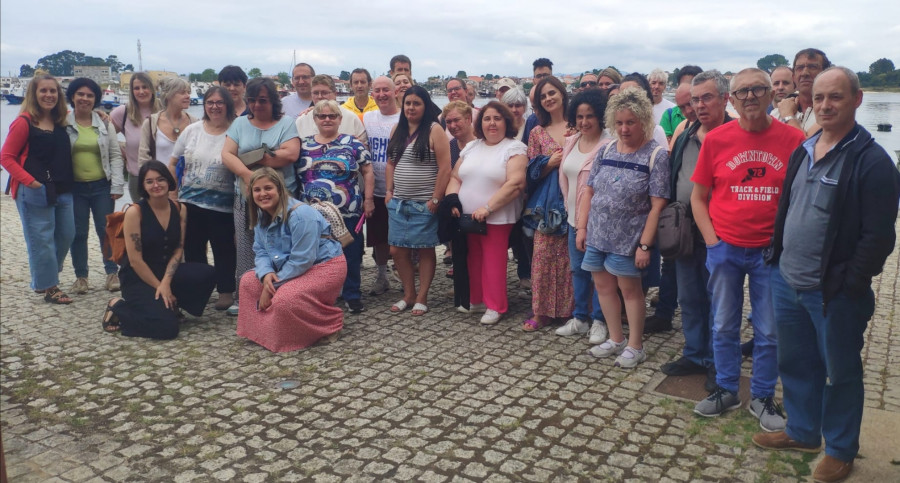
xmin=777 ymin=48 xmax=831 ymax=136
xmin=283 ymin=63 xmax=316 ymax=119
xmin=295 ymin=75 xmax=367 ymax=144
xmin=660 ymin=70 xmax=733 ymax=392
xmin=575 ymin=72 xmax=599 ymax=93
xmin=689 ymin=68 xmax=806 ymax=431
xmin=754 ymin=66 xmax=900 ymax=483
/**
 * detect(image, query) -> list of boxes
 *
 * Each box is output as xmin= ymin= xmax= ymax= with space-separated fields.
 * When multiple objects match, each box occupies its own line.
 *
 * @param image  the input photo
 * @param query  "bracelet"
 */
xmin=484 ymin=203 xmax=493 ymax=214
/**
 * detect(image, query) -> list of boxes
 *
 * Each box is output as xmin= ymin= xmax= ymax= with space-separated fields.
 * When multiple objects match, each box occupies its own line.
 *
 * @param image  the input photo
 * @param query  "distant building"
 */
xmin=73 ymin=65 xmax=112 ymax=84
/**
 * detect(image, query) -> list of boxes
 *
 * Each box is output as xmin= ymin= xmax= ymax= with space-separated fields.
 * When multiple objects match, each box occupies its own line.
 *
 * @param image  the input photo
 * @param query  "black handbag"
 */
xmin=459 ymin=214 xmax=487 ymax=235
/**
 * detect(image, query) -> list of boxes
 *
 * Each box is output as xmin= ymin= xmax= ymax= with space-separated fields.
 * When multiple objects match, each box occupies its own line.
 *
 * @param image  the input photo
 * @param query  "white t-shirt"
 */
xmin=561 ymin=145 xmax=591 ymax=226
xmin=282 ymin=93 xmax=312 ymax=119
xmin=653 ymin=98 xmax=676 ymax=125
xmin=363 ymin=110 xmax=400 ymax=197
xmin=457 ymin=138 xmax=527 ymax=224
xmin=171 ymin=122 xmax=234 ymax=213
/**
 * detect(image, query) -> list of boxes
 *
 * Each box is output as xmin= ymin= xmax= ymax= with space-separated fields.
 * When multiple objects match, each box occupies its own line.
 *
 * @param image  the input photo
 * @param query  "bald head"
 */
xmin=372 ymin=76 xmax=398 ymax=113
xmin=675 ymin=83 xmax=696 ymax=123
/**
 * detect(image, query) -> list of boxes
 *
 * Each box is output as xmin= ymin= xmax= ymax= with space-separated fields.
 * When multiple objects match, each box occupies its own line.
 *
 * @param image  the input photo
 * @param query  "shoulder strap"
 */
xmin=602 ymin=140 xmax=615 ymax=158
xmin=649 ymin=145 xmax=663 ymax=172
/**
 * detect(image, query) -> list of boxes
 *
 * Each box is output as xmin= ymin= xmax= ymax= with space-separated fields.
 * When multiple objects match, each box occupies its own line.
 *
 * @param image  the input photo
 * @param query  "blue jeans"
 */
xmin=71 ymin=179 xmax=118 ymax=278
xmin=655 ymin=258 xmax=679 ymax=319
xmin=567 ymin=225 xmax=603 ymax=321
xmin=675 ymin=242 xmax=713 ymax=367
xmin=705 ymin=240 xmax=776 ymax=397
xmin=771 ymin=266 xmax=873 ymax=462
xmin=15 ymin=189 xmax=75 ymax=291
xmin=341 ymin=215 xmax=364 ymax=301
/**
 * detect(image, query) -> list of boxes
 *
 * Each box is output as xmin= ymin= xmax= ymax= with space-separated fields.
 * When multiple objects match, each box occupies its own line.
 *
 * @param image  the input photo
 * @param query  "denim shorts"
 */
xmin=386 ymin=198 xmax=439 ymax=248
xmin=581 ymin=245 xmax=642 ymax=278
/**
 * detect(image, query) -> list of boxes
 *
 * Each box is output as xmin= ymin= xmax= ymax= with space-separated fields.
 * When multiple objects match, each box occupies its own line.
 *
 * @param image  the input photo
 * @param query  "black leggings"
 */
xmin=183 ymin=203 xmax=236 ymax=293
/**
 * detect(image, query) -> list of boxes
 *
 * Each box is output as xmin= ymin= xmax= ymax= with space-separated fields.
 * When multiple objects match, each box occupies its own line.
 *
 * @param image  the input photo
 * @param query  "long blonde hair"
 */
xmin=21 ymin=75 xmax=68 ymax=126
xmin=125 ymin=72 xmax=160 ymax=126
xmin=247 ymin=168 xmax=291 ymax=228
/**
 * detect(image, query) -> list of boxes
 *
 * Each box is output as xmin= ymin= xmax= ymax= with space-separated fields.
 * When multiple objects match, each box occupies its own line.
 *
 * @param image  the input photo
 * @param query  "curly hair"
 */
xmin=605 ymin=86 xmax=654 ymax=142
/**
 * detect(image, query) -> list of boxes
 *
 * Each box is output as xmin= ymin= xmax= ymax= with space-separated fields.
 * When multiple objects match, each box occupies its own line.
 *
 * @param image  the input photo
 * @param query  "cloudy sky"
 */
xmin=2 ymin=0 xmax=898 ymax=81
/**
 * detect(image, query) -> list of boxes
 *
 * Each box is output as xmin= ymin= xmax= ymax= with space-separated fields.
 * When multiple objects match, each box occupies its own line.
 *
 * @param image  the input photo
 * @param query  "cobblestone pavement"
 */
xmin=2 ymin=196 xmax=898 ymax=482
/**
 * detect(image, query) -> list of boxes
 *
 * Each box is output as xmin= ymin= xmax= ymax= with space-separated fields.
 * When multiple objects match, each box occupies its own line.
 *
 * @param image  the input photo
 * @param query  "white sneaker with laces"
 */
xmin=556 ymin=318 xmax=589 ymax=336
xmin=368 ymin=277 xmax=391 ymax=296
xmin=480 ymin=309 xmax=501 ymax=325
xmin=589 ymin=320 xmax=608 ymax=344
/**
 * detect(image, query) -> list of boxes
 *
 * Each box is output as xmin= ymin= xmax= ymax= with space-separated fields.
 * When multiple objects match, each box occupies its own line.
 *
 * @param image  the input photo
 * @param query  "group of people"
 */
xmin=3 ymin=49 xmax=898 ymax=483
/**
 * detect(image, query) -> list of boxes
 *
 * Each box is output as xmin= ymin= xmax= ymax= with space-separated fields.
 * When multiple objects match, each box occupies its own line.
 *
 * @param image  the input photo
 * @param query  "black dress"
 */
xmin=112 ymin=199 xmax=216 ymax=339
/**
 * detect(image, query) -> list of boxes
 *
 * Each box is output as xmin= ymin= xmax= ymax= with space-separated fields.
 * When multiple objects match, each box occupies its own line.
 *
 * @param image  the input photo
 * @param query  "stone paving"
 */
xmin=1 ymin=196 xmax=898 ymax=482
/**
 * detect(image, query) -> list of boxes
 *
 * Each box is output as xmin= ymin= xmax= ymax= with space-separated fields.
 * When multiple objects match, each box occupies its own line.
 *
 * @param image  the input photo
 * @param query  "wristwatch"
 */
xmin=431 ymin=197 xmax=440 ymax=205
xmin=638 ymin=243 xmax=650 ymax=252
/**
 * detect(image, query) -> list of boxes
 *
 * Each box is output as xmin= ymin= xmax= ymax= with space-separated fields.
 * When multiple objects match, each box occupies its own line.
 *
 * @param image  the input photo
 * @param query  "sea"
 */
xmin=2 ymin=92 xmax=898 ymax=208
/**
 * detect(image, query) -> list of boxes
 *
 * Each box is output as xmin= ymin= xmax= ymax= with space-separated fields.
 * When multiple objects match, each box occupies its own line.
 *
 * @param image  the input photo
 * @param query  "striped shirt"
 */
xmin=391 ymin=133 xmax=438 ymax=202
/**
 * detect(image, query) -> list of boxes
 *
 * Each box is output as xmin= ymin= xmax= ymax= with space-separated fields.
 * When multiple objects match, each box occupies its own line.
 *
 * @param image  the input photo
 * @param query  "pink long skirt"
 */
xmin=237 ymin=255 xmax=346 ymax=352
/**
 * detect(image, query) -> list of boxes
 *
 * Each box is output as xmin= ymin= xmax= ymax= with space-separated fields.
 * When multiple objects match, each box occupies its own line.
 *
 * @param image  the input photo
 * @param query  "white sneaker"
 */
xmin=589 ymin=320 xmax=608 ymax=344
xmin=556 ymin=318 xmax=589 ymax=336
xmin=615 ymin=346 xmax=647 ymax=368
xmin=587 ymin=338 xmax=627 ymax=358
xmin=480 ymin=309 xmax=501 ymax=325
xmin=469 ymin=303 xmax=486 ymax=314
xmin=456 ymin=305 xmax=470 ymax=313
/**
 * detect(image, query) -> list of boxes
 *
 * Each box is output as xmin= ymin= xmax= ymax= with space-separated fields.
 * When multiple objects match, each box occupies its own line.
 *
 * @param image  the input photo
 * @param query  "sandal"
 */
xmin=391 ymin=300 xmax=411 ymax=313
xmin=44 ymin=287 xmax=73 ymax=305
xmin=102 ymin=298 xmax=121 ymax=332
xmin=521 ymin=318 xmax=546 ymax=332
xmin=411 ymin=303 xmax=428 ymax=316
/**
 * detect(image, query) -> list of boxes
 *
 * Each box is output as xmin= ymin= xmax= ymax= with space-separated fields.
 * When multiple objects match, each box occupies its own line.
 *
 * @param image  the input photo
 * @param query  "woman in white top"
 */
xmin=138 ymin=77 xmax=197 ymax=175
xmin=446 ymin=101 xmax=527 ymax=325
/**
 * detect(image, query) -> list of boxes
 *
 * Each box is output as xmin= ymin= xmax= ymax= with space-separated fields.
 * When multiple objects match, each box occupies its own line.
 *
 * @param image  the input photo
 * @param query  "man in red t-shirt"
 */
xmin=689 ymin=68 xmax=805 ymax=430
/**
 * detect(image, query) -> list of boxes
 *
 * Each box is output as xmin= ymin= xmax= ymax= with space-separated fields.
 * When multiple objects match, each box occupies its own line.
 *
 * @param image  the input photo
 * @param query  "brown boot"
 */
xmin=813 ymin=455 xmax=853 ymax=483
xmin=752 ymin=431 xmax=821 ymax=453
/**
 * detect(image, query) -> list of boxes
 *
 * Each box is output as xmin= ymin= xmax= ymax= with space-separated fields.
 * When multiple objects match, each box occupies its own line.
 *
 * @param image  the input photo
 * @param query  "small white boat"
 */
xmin=100 ymin=89 xmax=121 ymax=109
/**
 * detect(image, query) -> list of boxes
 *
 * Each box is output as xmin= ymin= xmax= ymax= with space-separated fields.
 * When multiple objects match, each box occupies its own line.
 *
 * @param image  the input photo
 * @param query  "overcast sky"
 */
xmin=2 ymin=0 xmax=898 ymax=81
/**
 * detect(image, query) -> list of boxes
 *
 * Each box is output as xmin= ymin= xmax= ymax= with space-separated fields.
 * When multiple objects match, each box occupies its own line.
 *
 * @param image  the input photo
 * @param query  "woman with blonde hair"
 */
xmin=236 ymin=168 xmax=346 ymax=352
xmin=110 ymin=72 xmax=160 ymax=200
xmin=138 ymin=77 xmax=197 ymax=175
xmin=1 ymin=74 xmax=76 ymax=303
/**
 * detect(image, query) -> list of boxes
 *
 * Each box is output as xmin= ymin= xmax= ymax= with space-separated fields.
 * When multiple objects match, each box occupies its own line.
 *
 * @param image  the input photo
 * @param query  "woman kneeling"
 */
xmin=103 ymin=161 xmax=216 ymax=339
xmin=236 ymin=168 xmax=346 ymax=352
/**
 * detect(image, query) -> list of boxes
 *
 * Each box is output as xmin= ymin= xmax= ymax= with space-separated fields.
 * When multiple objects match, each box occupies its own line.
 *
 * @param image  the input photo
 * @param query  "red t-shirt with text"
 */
xmin=691 ymin=120 xmax=805 ymax=248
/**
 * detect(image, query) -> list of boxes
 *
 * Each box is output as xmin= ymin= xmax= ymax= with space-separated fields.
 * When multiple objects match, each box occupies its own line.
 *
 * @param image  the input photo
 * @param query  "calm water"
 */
xmin=2 ymin=92 xmax=899 ymax=202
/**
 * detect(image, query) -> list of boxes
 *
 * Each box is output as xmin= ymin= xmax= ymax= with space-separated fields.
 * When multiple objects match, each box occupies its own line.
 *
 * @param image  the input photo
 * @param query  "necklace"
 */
xmin=164 ymin=111 xmax=184 ymax=136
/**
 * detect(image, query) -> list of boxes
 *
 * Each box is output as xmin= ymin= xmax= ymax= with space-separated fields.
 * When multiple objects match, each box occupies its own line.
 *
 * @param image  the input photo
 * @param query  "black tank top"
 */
xmin=121 ymin=199 xmax=181 ymax=279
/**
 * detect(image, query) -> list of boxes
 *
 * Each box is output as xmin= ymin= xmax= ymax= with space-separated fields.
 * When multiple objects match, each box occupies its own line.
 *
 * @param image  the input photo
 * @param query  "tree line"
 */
xmin=19 ymin=50 xmax=132 ymax=77
xmin=754 ymin=54 xmax=899 ymax=89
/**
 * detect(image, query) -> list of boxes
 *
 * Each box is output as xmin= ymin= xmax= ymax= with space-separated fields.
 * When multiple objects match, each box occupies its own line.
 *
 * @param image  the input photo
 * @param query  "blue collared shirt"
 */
xmin=253 ymin=198 xmax=342 ymax=286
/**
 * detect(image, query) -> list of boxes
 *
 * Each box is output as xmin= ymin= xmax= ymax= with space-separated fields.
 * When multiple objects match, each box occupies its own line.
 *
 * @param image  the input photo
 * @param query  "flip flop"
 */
xmin=411 ymin=303 xmax=428 ymax=316
xmin=391 ymin=300 xmax=410 ymax=313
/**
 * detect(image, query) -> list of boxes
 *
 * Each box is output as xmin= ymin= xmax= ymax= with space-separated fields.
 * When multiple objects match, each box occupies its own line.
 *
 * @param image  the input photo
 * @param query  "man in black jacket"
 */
xmin=753 ymin=67 xmax=900 ymax=483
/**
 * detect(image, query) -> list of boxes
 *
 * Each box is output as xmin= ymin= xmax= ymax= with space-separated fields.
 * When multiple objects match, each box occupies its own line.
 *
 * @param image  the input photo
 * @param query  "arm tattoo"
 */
xmin=130 ymin=233 xmax=142 ymax=252
xmin=166 ymin=260 xmax=180 ymax=278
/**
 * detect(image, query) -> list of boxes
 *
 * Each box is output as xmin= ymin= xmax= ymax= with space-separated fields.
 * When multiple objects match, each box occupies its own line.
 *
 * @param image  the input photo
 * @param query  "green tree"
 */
xmin=456 ymin=70 xmax=467 ymax=79
xmin=247 ymin=67 xmax=262 ymax=79
xmin=869 ymin=58 xmax=895 ymax=76
xmin=277 ymin=71 xmax=290 ymax=85
xmin=34 ymin=50 xmax=106 ymax=76
xmin=123 ymin=64 xmax=134 ymax=72
xmin=339 ymin=70 xmax=350 ymax=81
xmin=756 ymin=54 xmax=789 ymax=73
xmin=105 ymin=55 xmax=125 ymax=73
xmin=484 ymin=73 xmax=494 ymax=80
xmin=19 ymin=64 xmax=35 ymax=77
xmin=199 ymin=68 xmax=217 ymax=82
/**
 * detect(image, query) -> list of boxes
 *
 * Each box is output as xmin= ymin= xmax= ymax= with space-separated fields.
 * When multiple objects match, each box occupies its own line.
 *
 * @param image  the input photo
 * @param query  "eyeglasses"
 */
xmin=690 ymin=93 xmax=721 ymax=105
xmin=447 ymin=86 xmax=464 ymax=93
xmin=205 ymin=100 xmax=225 ymax=107
xmin=731 ymin=86 xmax=769 ymax=100
xmin=534 ymin=73 xmax=551 ymax=80
xmin=314 ymin=113 xmax=340 ymax=120
xmin=579 ymin=81 xmax=598 ymax=88
xmin=247 ymin=97 xmax=270 ymax=105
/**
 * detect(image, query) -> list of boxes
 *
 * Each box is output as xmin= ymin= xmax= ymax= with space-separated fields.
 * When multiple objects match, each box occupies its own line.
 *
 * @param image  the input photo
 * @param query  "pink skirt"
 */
xmin=531 ymin=232 xmax=574 ymax=318
xmin=237 ymin=255 xmax=346 ymax=352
